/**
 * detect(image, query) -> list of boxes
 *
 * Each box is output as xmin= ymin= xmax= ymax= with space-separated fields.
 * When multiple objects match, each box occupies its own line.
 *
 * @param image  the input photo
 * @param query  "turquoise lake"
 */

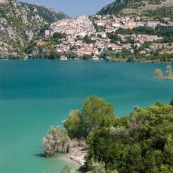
xmin=0 ymin=60 xmax=173 ymax=173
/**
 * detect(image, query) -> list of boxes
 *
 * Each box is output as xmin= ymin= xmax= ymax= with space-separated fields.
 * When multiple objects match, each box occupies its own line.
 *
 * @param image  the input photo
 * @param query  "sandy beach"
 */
xmin=59 ymin=140 xmax=87 ymax=171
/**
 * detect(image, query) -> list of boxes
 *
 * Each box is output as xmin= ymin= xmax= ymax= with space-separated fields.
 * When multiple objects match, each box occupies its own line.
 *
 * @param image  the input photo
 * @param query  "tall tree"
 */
xmin=64 ymin=110 xmax=81 ymax=139
xmin=80 ymin=96 xmax=115 ymax=138
xmin=64 ymin=96 xmax=115 ymax=139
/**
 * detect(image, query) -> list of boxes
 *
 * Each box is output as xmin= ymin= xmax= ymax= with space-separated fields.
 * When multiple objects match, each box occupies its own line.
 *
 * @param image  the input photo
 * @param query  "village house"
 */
xmin=140 ymin=50 xmax=147 ymax=54
xmin=95 ymin=20 xmax=107 ymax=26
xmin=11 ymin=52 xmax=18 ymax=55
xmin=47 ymin=16 xmax=95 ymax=38
xmin=146 ymin=21 xmax=160 ymax=28
xmin=44 ymin=30 xmax=50 ymax=38
xmin=111 ymin=22 xmax=121 ymax=28
xmin=122 ymin=44 xmax=131 ymax=49
xmin=136 ymin=22 xmax=146 ymax=27
xmin=125 ymin=21 xmax=137 ymax=29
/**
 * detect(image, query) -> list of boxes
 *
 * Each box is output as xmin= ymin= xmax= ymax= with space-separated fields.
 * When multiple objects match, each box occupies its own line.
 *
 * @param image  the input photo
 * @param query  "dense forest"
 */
xmin=42 ymin=96 xmax=173 ymax=173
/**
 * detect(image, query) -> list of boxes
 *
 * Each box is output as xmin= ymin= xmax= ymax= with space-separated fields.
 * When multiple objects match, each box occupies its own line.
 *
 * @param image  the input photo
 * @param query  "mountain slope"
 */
xmin=19 ymin=2 xmax=69 ymax=24
xmin=0 ymin=0 xmax=69 ymax=53
xmin=97 ymin=0 xmax=173 ymax=17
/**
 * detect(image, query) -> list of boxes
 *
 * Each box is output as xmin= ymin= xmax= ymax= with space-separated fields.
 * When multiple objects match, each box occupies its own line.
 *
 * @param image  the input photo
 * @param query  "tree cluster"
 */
xmin=64 ymin=96 xmax=116 ymax=139
xmin=154 ymin=65 xmax=173 ymax=79
xmin=34 ymin=51 xmax=61 ymax=59
xmin=85 ymin=101 xmax=173 ymax=173
xmin=52 ymin=32 xmax=66 ymax=44
xmin=42 ymin=96 xmax=173 ymax=173
xmin=63 ymin=96 xmax=173 ymax=172
xmin=116 ymin=27 xmax=156 ymax=35
xmin=82 ymin=35 xmax=95 ymax=44
xmin=144 ymin=7 xmax=173 ymax=22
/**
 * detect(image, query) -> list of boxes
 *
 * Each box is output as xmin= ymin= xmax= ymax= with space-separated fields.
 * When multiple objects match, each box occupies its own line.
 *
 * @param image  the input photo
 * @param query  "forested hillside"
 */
xmin=97 ymin=0 xmax=173 ymax=19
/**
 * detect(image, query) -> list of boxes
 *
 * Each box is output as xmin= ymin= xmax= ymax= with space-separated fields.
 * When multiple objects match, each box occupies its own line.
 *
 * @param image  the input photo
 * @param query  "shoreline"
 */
xmin=58 ymin=140 xmax=87 ymax=171
xmin=154 ymin=76 xmax=173 ymax=80
xmin=59 ymin=153 xmax=81 ymax=171
xmin=0 ymin=57 xmax=173 ymax=64
xmin=0 ymin=58 xmax=173 ymax=63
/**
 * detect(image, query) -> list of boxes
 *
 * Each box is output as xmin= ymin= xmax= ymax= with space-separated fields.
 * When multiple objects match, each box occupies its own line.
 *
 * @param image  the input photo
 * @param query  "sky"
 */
xmin=20 ymin=0 xmax=115 ymax=18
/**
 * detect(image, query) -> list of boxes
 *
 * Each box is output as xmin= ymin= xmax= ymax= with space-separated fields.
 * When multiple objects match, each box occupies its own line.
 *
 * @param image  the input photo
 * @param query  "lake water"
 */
xmin=0 ymin=60 xmax=172 ymax=173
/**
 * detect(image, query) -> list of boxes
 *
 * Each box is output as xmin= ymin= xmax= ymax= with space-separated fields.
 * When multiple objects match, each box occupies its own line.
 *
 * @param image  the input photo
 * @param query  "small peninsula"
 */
xmin=41 ymin=96 xmax=173 ymax=173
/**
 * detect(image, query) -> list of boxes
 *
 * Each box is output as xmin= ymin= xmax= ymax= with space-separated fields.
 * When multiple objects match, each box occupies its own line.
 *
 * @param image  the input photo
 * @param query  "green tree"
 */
xmin=85 ymin=101 xmax=173 ymax=173
xmin=64 ymin=96 xmax=115 ymax=139
xmin=118 ymin=144 xmax=143 ymax=173
xmin=100 ymin=50 xmax=111 ymax=60
xmin=52 ymin=32 xmax=66 ymax=43
xmin=170 ymin=98 xmax=173 ymax=106
xmin=63 ymin=110 xmax=81 ymax=139
xmin=163 ymin=135 xmax=173 ymax=166
xmin=144 ymin=150 xmax=162 ymax=173
xmin=48 ymin=51 xmax=61 ymax=59
xmin=86 ymin=127 xmax=121 ymax=171
xmin=83 ymin=35 xmax=94 ymax=44
xmin=65 ymin=51 xmax=77 ymax=59
xmin=80 ymin=96 xmax=115 ymax=138
xmin=82 ymin=54 xmax=92 ymax=60
xmin=53 ymin=32 xmax=66 ymax=39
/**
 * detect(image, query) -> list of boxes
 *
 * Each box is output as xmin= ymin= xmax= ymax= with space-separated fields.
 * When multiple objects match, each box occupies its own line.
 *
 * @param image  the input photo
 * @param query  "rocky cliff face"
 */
xmin=0 ymin=0 xmax=68 ymax=53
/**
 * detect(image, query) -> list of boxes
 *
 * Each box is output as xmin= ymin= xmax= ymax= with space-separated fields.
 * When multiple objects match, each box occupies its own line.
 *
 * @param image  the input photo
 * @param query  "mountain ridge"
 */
xmin=19 ymin=2 xmax=70 ymax=23
xmin=97 ymin=0 xmax=173 ymax=17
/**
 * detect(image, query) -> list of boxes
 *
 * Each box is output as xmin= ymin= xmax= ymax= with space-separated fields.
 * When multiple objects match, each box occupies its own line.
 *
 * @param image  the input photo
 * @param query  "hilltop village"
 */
xmin=32 ymin=15 xmax=173 ymax=61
